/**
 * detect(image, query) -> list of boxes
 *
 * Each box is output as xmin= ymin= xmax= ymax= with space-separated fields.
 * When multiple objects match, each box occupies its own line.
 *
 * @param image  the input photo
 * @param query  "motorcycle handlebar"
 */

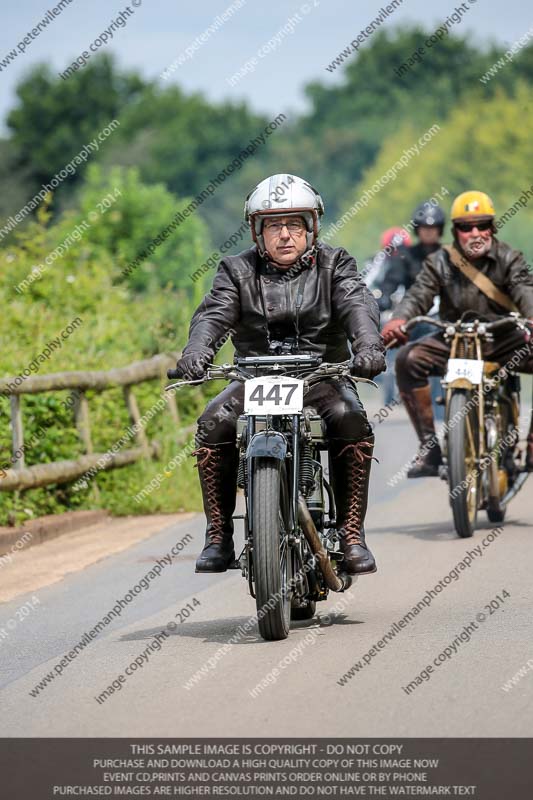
xmin=164 ymin=360 xmax=373 ymax=391
xmin=401 ymin=314 xmax=531 ymax=335
xmin=401 ymin=316 xmax=447 ymax=332
xmin=483 ymin=316 xmax=530 ymax=332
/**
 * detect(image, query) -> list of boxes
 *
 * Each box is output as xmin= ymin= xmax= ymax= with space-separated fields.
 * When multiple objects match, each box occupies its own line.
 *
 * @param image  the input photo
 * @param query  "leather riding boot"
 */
xmin=400 ymin=385 xmax=442 ymax=478
xmin=192 ymin=442 xmax=239 ymax=572
xmin=329 ymin=436 xmax=377 ymax=575
xmin=526 ymin=411 xmax=533 ymax=472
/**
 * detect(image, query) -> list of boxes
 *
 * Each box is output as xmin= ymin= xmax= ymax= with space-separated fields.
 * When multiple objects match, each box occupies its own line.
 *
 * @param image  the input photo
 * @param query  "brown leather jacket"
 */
xmin=392 ymin=239 xmax=533 ymax=321
xmin=183 ymin=241 xmax=383 ymax=362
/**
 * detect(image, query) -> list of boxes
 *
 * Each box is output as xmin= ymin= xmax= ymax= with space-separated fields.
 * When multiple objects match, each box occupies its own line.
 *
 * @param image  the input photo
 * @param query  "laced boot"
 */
xmin=330 ymin=436 xmax=377 ymax=575
xmin=400 ymin=385 xmax=442 ymax=478
xmin=526 ymin=411 xmax=533 ymax=472
xmin=192 ymin=442 xmax=239 ymax=573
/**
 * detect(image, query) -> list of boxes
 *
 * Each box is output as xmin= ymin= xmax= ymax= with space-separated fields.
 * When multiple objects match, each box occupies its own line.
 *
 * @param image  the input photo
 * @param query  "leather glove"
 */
xmin=167 ymin=350 xmax=211 ymax=380
xmin=381 ymin=318 xmax=408 ymax=347
xmin=350 ymin=345 xmax=386 ymax=379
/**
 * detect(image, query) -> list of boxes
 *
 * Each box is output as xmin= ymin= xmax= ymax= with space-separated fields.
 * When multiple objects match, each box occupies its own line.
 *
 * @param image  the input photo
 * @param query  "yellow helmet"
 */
xmin=451 ymin=190 xmax=496 ymax=223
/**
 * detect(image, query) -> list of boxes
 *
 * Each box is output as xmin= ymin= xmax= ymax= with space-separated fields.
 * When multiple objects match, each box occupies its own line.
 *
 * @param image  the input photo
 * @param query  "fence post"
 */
xmin=123 ymin=387 xmax=149 ymax=451
xmin=165 ymin=389 xmax=180 ymax=427
xmin=10 ymin=396 xmax=24 ymax=470
xmin=73 ymin=390 xmax=93 ymax=454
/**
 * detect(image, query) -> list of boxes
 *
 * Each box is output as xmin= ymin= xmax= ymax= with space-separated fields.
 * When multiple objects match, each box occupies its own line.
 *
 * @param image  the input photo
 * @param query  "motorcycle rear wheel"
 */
xmin=486 ymin=396 xmax=513 ymax=523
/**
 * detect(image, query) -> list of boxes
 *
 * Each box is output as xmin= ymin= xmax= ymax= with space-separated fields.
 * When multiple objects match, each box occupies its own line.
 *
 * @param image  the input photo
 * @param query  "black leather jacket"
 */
xmin=392 ymin=239 xmax=533 ymax=322
xmin=378 ymin=242 xmax=441 ymax=311
xmin=183 ymin=241 xmax=383 ymax=362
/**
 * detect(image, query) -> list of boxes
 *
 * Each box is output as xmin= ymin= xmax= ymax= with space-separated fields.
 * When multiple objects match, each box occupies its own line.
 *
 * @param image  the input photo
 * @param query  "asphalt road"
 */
xmin=1 ymin=400 xmax=532 ymax=737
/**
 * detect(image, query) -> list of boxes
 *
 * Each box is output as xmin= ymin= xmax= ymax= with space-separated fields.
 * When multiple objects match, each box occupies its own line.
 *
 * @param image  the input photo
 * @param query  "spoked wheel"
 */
xmin=448 ymin=390 xmax=480 ymax=538
xmin=252 ymin=457 xmax=292 ymax=641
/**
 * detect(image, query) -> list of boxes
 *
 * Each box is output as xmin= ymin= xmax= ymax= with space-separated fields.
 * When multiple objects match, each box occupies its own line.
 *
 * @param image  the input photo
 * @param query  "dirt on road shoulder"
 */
xmin=0 ymin=513 xmax=194 ymax=603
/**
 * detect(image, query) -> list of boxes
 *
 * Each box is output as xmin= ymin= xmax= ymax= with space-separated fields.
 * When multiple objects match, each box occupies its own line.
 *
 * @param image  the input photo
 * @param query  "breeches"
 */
xmin=196 ymin=377 xmax=372 ymax=444
xmin=395 ymin=331 xmax=533 ymax=392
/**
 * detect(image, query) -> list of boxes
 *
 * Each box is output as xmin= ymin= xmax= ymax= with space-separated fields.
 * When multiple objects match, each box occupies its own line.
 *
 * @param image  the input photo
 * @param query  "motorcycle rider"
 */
xmin=406 ymin=201 xmax=447 ymax=420
xmin=405 ymin=200 xmax=445 ymax=288
xmin=376 ymin=206 xmax=446 ymax=416
xmin=172 ymin=174 xmax=385 ymax=575
xmin=369 ymin=227 xmax=412 ymax=405
xmin=369 ymin=227 xmax=412 ymax=313
xmin=382 ymin=190 xmax=533 ymax=477
xmin=377 ymin=203 xmax=445 ymax=313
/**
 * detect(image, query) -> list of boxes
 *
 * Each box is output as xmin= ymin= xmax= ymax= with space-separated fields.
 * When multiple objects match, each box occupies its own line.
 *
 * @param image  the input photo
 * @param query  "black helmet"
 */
xmin=412 ymin=201 xmax=445 ymax=232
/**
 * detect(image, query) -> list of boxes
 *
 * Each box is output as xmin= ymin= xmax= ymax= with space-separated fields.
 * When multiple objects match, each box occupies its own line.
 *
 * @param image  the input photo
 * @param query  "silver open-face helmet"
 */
xmin=244 ymin=174 xmax=325 ymax=254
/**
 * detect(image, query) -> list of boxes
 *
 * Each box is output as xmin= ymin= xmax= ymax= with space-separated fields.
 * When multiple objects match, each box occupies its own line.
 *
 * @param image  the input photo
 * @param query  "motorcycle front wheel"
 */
xmin=252 ymin=457 xmax=292 ymax=641
xmin=448 ymin=390 xmax=480 ymax=538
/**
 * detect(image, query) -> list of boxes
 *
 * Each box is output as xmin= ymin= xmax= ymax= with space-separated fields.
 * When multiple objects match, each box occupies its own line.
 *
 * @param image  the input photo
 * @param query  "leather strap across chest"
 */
xmin=443 ymin=244 xmax=518 ymax=313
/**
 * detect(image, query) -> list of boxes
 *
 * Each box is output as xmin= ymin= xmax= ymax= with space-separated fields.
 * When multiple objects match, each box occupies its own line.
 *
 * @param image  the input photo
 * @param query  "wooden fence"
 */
xmin=0 ymin=353 xmax=193 ymax=492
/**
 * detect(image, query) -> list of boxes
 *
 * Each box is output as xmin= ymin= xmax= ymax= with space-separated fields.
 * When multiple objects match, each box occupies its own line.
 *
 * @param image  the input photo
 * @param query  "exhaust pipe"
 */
xmin=501 ymin=471 xmax=529 ymax=506
xmin=298 ymin=496 xmax=352 ymax=592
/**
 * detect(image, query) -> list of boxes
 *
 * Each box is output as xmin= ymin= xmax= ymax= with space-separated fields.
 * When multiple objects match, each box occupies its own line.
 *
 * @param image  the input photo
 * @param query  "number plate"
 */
xmin=444 ymin=358 xmax=484 ymax=385
xmin=244 ymin=377 xmax=304 ymax=415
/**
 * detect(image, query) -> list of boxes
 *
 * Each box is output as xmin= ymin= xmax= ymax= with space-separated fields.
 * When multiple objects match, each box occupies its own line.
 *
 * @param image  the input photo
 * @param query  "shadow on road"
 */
xmin=119 ymin=613 xmax=364 ymax=646
xmin=370 ymin=516 xmax=530 ymax=541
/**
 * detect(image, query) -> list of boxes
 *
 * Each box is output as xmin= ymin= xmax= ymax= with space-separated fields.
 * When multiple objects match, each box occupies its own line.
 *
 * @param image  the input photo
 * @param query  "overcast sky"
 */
xmin=1 ymin=0 xmax=530 ymax=129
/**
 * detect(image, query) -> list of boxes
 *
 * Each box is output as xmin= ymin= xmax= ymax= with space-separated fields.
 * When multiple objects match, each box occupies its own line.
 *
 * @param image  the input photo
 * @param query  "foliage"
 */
xmin=0 ymin=170 xmax=209 ymax=525
xmin=284 ymin=28 xmax=533 ymax=222
xmin=7 ymin=55 xmax=145 ymax=188
xmin=0 ymin=139 xmax=34 ymax=224
xmin=5 ymin=33 xmax=533 ymax=244
xmin=336 ymin=84 xmax=533 ymax=263
xmin=78 ymin=164 xmax=210 ymax=299
xmin=2 ymin=27 xmax=533 ymax=522
xmin=96 ymin=84 xmax=272 ymax=245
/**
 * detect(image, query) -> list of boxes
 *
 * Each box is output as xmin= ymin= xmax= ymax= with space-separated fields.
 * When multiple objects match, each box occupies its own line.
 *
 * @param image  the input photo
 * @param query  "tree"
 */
xmin=78 ymin=164 xmax=209 ymax=297
xmin=97 ymin=84 xmax=270 ymax=244
xmin=0 ymin=139 xmax=34 ymax=227
xmin=7 ymin=54 xmax=145 ymax=187
xmin=0 ymin=167 xmax=208 ymax=523
xmin=335 ymin=84 xmax=533 ymax=263
xmin=6 ymin=57 xmax=269 ymax=246
xmin=275 ymin=28 xmax=533 ymax=223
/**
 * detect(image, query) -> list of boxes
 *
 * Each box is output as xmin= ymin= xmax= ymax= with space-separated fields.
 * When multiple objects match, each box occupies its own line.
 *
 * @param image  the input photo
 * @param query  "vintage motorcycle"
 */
xmin=167 ymin=355 xmax=372 ymax=641
xmin=400 ymin=313 xmax=531 ymax=538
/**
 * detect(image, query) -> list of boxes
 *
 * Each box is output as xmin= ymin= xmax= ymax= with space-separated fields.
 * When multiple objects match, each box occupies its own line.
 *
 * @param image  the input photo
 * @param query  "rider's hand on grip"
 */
xmin=168 ymin=350 xmax=211 ymax=381
xmin=381 ymin=318 xmax=408 ymax=347
xmin=350 ymin=346 xmax=386 ymax=379
xmin=166 ymin=367 xmax=182 ymax=380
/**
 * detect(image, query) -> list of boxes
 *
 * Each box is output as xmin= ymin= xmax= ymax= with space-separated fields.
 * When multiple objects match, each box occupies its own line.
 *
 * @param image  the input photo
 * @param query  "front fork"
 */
xmin=442 ymin=336 xmax=486 ymax=468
